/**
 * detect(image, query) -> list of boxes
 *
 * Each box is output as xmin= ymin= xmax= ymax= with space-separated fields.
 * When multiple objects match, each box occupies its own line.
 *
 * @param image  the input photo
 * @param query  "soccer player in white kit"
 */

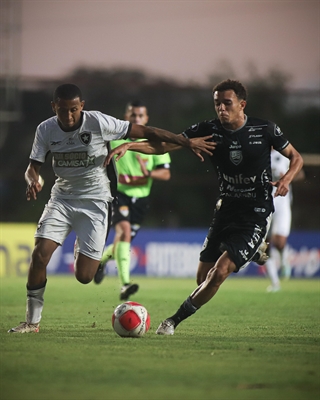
xmin=266 ymin=149 xmax=304 ymax=292
xmin=8 ymin=83 xmax=215 ymax=333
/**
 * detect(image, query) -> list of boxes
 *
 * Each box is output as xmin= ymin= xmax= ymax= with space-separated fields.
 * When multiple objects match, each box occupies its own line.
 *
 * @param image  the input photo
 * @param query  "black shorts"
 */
xmin=200 ymin=199 xmax=272 ymax=272
xmin=112 ymin=192 xmax=150 ymax=239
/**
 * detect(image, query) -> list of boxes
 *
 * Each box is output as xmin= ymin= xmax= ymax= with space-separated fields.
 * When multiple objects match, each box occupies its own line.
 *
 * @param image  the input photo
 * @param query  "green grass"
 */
xmin=1 ymin=276 xmax=319 ymax=400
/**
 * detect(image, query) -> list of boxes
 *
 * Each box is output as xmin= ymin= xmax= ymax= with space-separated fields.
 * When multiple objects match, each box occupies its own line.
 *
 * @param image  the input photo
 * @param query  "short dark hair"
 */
xmin=53 ymin=84 xmax=82 ymax=102
xmin=125 ymin=100 xmax=148 ymax=113
xmin=212 ymin=79 xmax=247 ymax=101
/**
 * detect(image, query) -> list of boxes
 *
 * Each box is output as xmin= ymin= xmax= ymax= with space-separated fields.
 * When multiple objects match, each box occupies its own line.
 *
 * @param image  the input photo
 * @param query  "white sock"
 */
xmin=26 ymin=284 xmax=46 ymax=324
xmin=279 ymin=245 xmax=289 ymax=268
xmin=265 ymin=257 xmax=280 ymax=288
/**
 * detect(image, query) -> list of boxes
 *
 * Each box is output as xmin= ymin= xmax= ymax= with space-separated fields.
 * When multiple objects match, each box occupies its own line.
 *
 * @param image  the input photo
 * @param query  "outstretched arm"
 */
xmin=129 ymin=125 xmax=215 ymax=159
xmin=104 ymin=136 xmax=216 ymax=166
xmin=271 ymin=144 xmax=304 ymax=197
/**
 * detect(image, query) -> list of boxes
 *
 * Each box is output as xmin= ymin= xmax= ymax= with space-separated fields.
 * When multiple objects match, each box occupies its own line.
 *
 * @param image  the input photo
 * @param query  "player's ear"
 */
xmin=80 ymin=100 xmax=85 ymax=109
xmin=240 ymin=100 xmax=246 ymax=110
xmin=51 ymin=101 xmax=56 ymax=114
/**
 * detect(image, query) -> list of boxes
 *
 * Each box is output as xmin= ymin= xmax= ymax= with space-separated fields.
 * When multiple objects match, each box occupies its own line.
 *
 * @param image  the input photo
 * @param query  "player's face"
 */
xmin=51 ymin=97 xmax=85 ymax=131
xmin=124 ymin=106 xmax=149 ymax=126
xmin=213 ymin=90 xmax=246 ymax=129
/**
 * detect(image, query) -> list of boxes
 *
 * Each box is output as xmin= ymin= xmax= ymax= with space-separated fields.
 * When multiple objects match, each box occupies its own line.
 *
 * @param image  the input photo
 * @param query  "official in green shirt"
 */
xmin=94 ymin=101 xmax=171 ymax=301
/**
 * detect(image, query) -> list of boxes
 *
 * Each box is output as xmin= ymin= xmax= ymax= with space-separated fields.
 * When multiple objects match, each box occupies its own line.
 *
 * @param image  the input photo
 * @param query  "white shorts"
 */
xmin=35 ymin=197 xmax=110 ymax=260
xmin=271 ymin=195 xmax=292 ymax=237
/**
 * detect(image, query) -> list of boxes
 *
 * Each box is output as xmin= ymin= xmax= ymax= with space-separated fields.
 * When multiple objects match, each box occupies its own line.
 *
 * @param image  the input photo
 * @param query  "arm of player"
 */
xmin=25 ymin=160 xmax=44 ymax=201
xmin=129 ymin=125 xmax=215 ymax=160
xmin=271 ymin=144 xmax=304 ymax=197
xmin=104 ymin=136 xmax=216 ymax=166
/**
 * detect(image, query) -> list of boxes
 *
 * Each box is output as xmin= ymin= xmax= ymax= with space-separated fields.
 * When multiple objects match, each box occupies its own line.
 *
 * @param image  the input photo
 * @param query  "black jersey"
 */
xmin=182 ymin=116 xmax=289 ymax=210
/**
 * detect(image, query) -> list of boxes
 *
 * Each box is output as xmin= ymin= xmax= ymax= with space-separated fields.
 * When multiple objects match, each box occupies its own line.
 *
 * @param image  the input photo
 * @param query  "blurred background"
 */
xmin=0 ymin=0 xmax=319 ymax=230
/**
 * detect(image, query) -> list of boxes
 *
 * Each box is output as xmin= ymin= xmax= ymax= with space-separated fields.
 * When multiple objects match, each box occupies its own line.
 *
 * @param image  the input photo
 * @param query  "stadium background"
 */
xmin=1 ymin=1 xmax=319 ymax=278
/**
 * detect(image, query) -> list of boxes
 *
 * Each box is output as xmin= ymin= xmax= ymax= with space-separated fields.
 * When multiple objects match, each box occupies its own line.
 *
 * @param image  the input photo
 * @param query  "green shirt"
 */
xmin=111 ymin=139 xmax=171 ymax=198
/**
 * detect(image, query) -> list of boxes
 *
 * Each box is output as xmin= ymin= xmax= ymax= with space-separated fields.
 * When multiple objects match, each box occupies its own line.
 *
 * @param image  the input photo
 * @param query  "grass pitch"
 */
xmin=1 ymin=276 xmax=319 ymax=400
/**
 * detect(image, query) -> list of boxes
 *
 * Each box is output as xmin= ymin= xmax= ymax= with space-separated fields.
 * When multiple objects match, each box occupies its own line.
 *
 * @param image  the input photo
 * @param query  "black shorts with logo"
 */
xmin=200 ymin=198 xmax=272 ymax=272
xmin=112 ymin=192 xmax=150 ymax=239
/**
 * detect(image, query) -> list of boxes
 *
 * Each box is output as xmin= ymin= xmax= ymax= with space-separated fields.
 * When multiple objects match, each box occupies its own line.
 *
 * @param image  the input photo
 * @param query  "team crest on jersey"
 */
xmin=79 ymin=131 xmax=92 ymax=146
xmin=274 ymin=125 xmax=283 ymax=136
xmin=230 ymin=150 xmax=243 ymax=165
xmin=119 ymin=206 xmax=129 ymax=218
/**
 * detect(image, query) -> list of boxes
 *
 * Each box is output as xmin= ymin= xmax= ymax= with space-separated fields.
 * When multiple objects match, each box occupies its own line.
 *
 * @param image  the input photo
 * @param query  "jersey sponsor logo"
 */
xmin=223 ymin=173 xmax=257 ymax=185
xmin=66 ymin=139 xmax=75 ymax=145
xmin=53 ymin=152 xmax=95 ymax=168
xmin=229 ymin=150 xmax=243 ymax=165
xmin=79 ymin=131 xmax=92 ymax=145
xmin=225 ymin=192 xmax=256 ymax=198
xmin=50 ymin=141 xmax=62 ymax=146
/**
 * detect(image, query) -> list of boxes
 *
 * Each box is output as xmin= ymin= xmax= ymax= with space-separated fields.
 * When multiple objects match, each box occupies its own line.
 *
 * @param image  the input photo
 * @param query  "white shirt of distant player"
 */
xmin=30 ymin=111 xmax=130 ymax=201
xmin=270 ymin=149 xmax=292 ymax=236
xmin=271 ymin=149 xmax=292 ymax=199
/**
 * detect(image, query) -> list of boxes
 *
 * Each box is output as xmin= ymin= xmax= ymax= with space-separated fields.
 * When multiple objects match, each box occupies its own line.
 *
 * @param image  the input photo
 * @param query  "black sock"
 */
xmin=168 ymin=297 xmax=199 ymax=328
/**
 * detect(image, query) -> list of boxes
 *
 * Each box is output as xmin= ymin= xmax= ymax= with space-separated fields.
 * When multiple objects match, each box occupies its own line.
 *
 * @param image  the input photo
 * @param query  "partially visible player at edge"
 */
xmin=265 ymin=149 xmax=305 ymax=292
xmin=8 ymin=83 xmax=215 ymax=333
xmin=94 ymin=100 xmax=171 ymax=301
xmin=106 ymin=79 xmax=303 ymax=335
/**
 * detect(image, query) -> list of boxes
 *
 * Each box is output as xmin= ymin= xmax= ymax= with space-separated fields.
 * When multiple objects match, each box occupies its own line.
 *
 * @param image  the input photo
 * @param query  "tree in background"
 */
xmin=0 ymin=66 xmax=318 ymax=228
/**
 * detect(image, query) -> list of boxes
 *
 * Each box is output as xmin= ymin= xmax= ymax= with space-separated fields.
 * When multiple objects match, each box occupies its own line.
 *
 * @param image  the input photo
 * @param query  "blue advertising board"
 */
xmin=46 ymin=228 xmax=320 ymax=278
xmin=1 ymin=224 xmax=319 ymax=278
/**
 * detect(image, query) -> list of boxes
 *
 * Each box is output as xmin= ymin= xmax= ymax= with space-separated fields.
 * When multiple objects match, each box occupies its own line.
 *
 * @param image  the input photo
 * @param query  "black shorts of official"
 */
xmin=200 ymin=200 xmax=272 ymax=273
xmin=112 ymin=191 xmax=150 ymax=240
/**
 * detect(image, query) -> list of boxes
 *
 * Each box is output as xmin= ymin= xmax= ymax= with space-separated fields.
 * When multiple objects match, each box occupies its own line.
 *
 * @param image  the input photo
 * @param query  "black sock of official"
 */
xmin=168 ymin=296 xmax=199 ymax=328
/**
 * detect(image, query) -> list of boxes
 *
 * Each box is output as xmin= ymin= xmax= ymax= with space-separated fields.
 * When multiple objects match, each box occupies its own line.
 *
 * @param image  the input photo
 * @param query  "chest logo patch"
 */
xmin=79 ymin=131 xmax=92 ymax=146
xmin=230 ymin=150 xmax=243 ymax=165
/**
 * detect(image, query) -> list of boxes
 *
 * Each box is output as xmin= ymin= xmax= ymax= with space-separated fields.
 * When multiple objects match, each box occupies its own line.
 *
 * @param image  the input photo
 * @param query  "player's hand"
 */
xmin=104 ymin=143 xmax=131 ymax=166
xmin=270 ymin=178 xmax=290 ymax=197
xmin=189 ymin=136 xmax=217 ymax=162
xmin=26 ymin=179 xmax=43 ymax=201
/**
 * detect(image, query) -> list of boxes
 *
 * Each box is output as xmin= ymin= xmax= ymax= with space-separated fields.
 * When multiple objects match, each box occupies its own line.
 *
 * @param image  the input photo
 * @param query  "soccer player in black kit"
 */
xmin=105 ymin=79 xmax=304 ymax=335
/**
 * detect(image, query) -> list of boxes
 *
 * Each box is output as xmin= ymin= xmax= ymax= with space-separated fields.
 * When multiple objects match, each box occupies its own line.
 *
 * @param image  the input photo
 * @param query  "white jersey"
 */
xmin=30 ymin=111 xmax=130 ymax=201
xmin=271 ymin=149 xmax=290 ymax=182
xmin=270 ymin=149 xmax=292 ymax=237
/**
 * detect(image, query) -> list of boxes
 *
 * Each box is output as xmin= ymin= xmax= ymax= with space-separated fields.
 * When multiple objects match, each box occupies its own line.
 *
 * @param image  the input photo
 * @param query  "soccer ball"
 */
xmin=112 ymin=301 xmax=150 ymax=338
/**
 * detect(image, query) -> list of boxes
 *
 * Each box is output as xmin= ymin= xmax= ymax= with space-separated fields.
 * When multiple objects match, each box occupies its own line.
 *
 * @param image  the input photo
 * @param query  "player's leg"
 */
xmin=73 ymin=199 xmax=110 ymax=284
xmin=114 ymin=195 xmax=148 ymax=299
xmin=94 ymin=193 xmax=129 ymax=285
xmin=114 ymin=220 xmax=131 ymax=285
xmin=269 ymin=196 xmax=291 ymax=281
xmin=74 ymin=253 xmax=101 ymax=284
xmin=94 ymin=202 xmax=115 ymax=284
xmin=156 ymin=209 xmax=272 ymax=335
xmin=265 ymin=240 xmax=281 ymax=292
xmin=273 ymin=234 xmax=290 ymax=279
xmin=93 ymin=243 xmax=114 ymax=284
xmin=156 ymin=255 xmax=236 ymax=335
xmin=8 ymin=199 xmax=70 ymax=333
